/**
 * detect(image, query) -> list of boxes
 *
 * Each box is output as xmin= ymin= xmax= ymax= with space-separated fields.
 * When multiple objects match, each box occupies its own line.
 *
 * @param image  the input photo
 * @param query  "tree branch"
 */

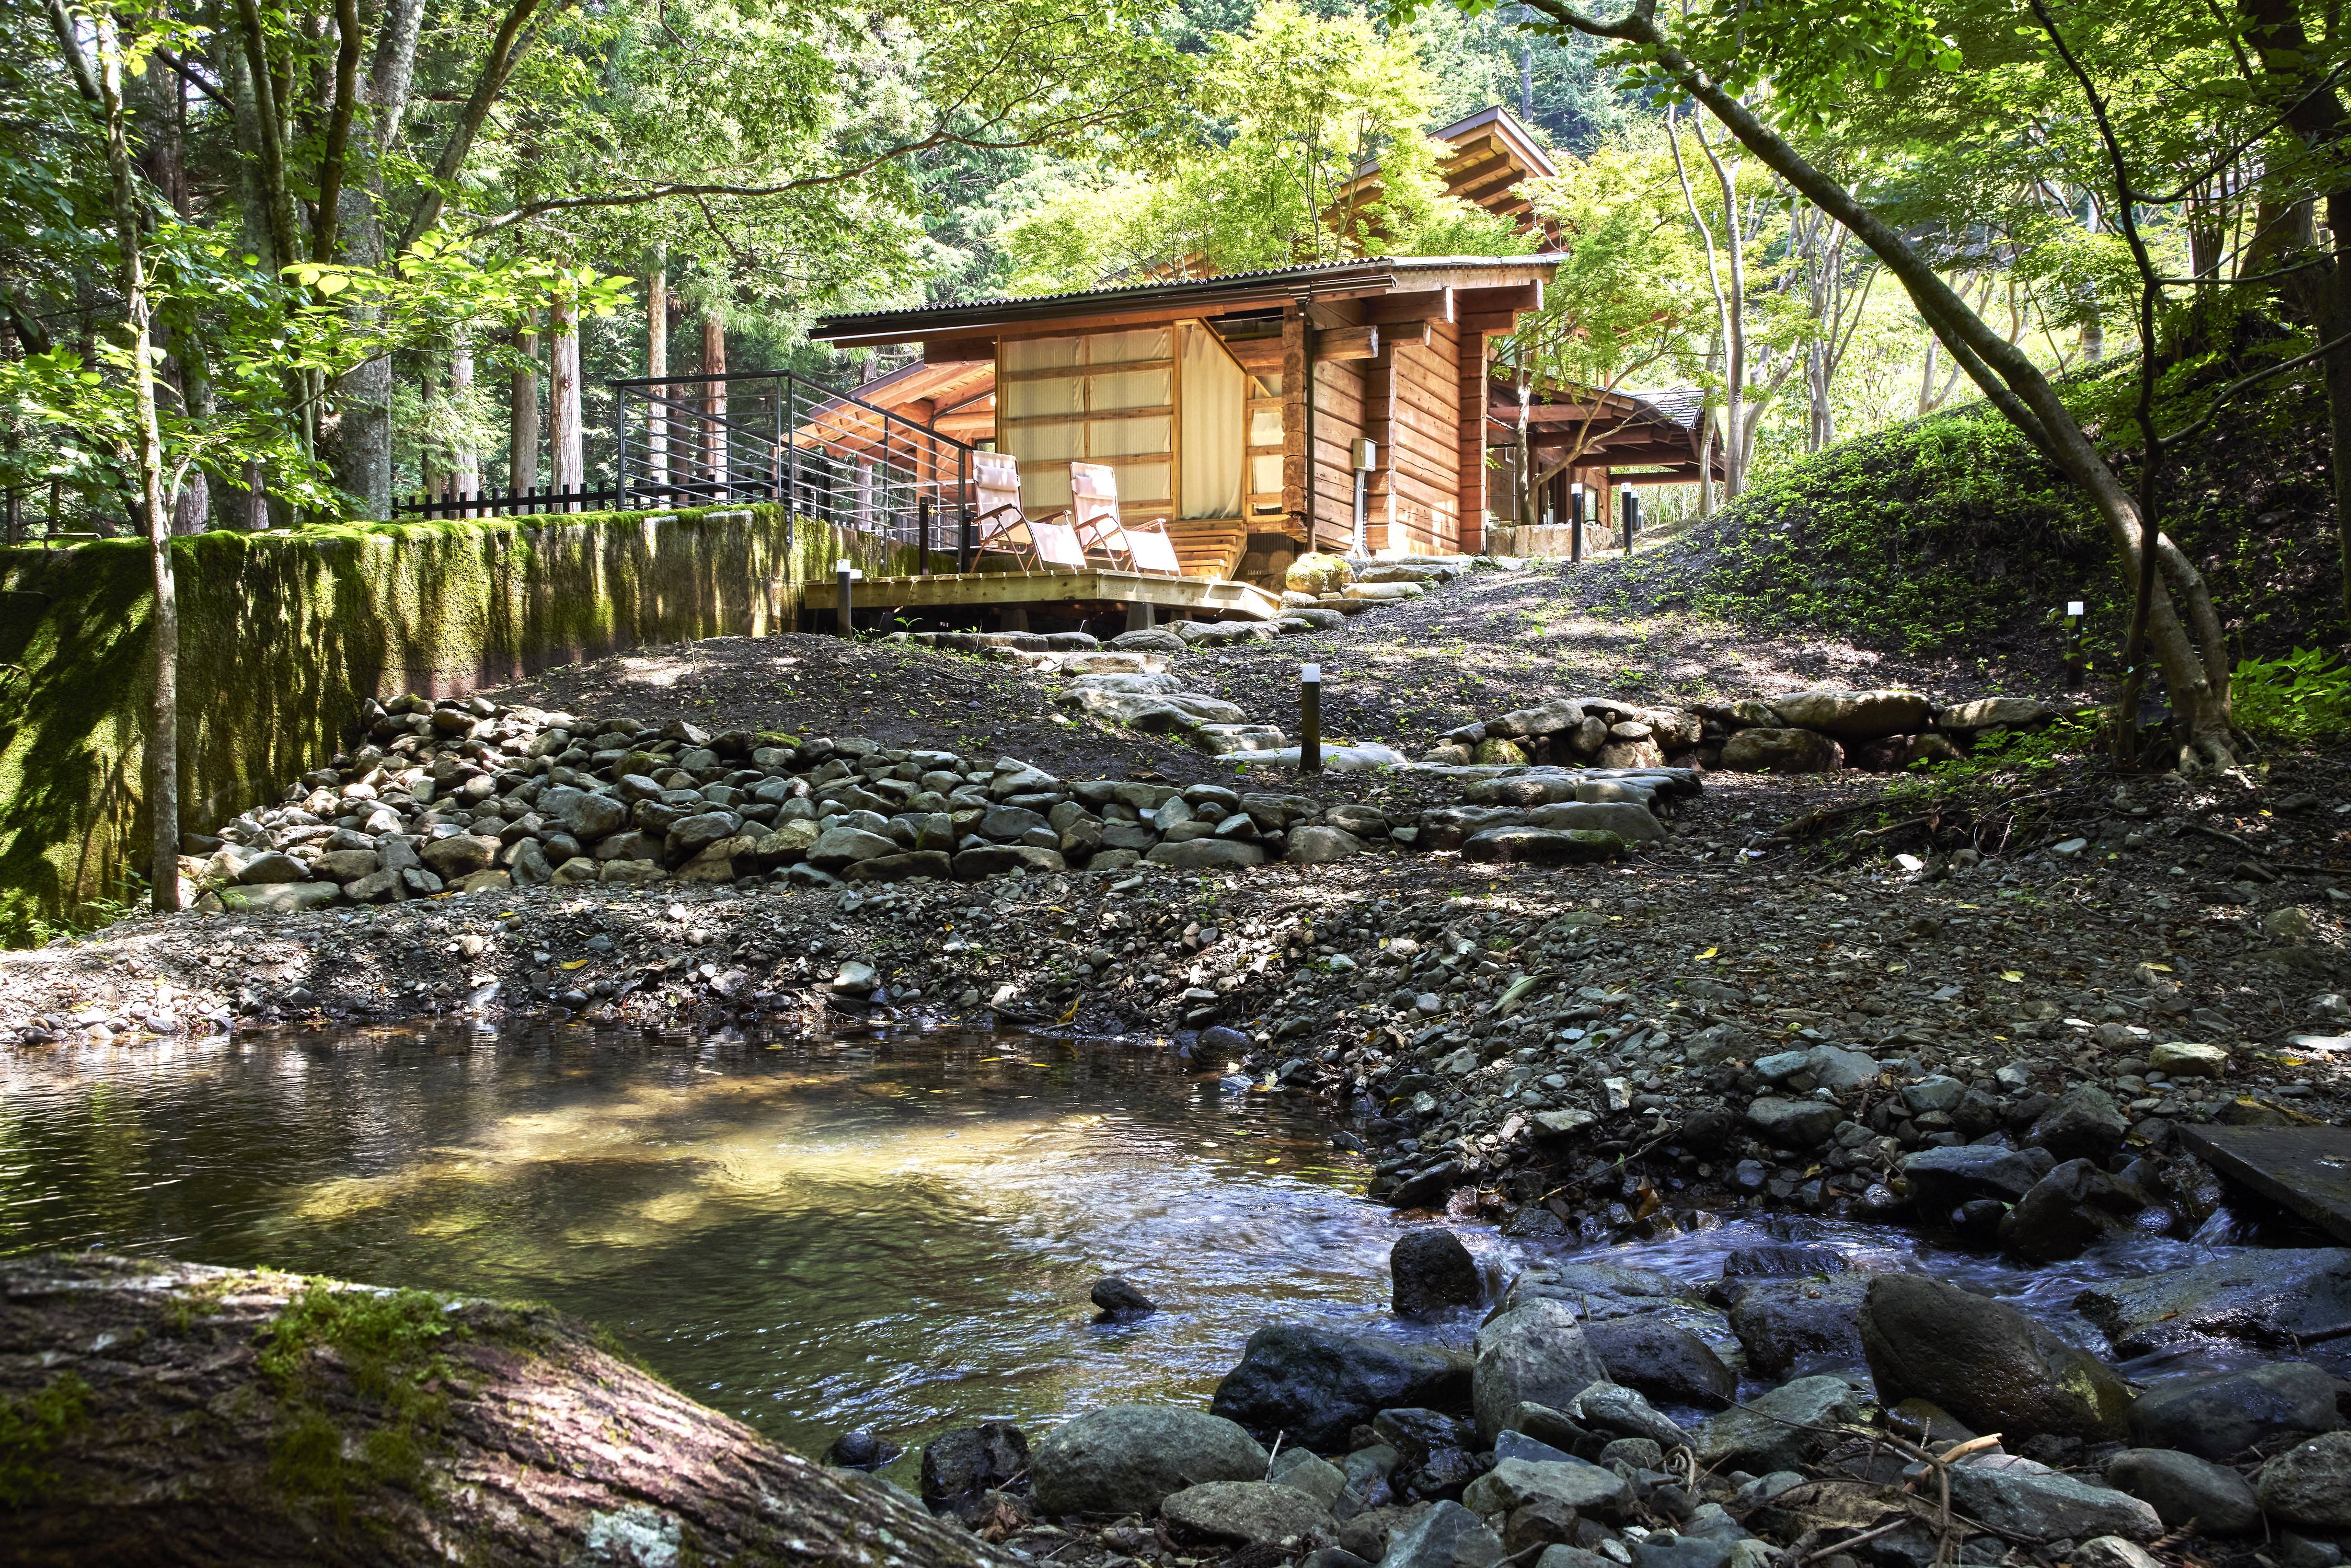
xmin=312 ymin=0 xmax=364 ymax=262
xmin=396 ymin=0 xmax=549 ymax=253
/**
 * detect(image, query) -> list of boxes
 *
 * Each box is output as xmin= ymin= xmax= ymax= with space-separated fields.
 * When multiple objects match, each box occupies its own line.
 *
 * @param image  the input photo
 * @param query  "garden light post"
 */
xmin=1622 ymin=489 xmax=1638 ymax=555
xmin=1570 ymin=481 xmax=1585 ymax=563
xmin=2065 ymin=599 xmax=2086 ymax=684
xmin=1300 ymin=663 xmax=1322 ymax=775
xmin=835 ymin=560 xmax=861 ymax=637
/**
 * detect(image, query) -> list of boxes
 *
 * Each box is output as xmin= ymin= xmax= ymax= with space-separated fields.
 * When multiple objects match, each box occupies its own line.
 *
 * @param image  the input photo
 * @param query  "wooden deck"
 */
xmin=805 ymin=569 xmax=1283 ymax=621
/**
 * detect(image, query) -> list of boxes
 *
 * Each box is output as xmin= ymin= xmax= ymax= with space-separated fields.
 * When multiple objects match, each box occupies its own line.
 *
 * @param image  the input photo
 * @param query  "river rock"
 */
xmin=1271 ymin=1449 xmax=1351 ymax=1510
xmin=1377 ymin=1500 xmax=1503 ymax=1568
xmin=2257 ymin=1432 xmax=2351 ymax=1530
xmin=1860 ymin=1273 xmax=2133 ymax=1442
xmin=2125 ymin=1362 xmax=2346 ymax=1461
xmin=1769 ymin=689 xmax=1932 ymax=737
xmin=921 ymin=1420 xmax=1030 ymax=1505
xmin=421 ymin=834 xmax=501 ymax=877
xmin=2073 ymin=1248 xmax=2351 ymax=1356
xmin=1522 ymin=802 xmax=1665 ymax=843
xmin=1581 ymin=1319 xmax=1738 ymax=1409
xmin=1718 ymin=729 xmax=1844 ymax=774
xmin=1727 ymin=1276 xmax=1870 ymax=1380
xmin=805 ymin=826 xmax=897 ymax=872
xmin=1459 ymin=828 xmax=1626 ymax=866
xmin=1744 ymin=1097 xmax=1840 ymax=1147
xmin=2027 ymin=1086 xmax=2131 ymax=1164
xmin=1090 ymin=1277 xmax=1157 ymax=1319
xmin=1147 ymin=839 xmax=1268 ymax=870
xmin=1946 ymin=1463 xmax=2161 ymax=1543
xmin=1162 ymin=1480 xmax=1336 ymax=1545
xmin=2073 ymin=1541 xmax=2162 ymax=1568
xmin=1461 ymin=1457 xmax=1631 ymax=1519
xmin=1289 ymin=826 xmax=1366 ymax=865
xmin=1998 ymin=1159 xmax=2153 ymax=1263
xmin=953 ymin=845 xmax=1065 ymax=878
xmin=308 ymin=848 xmax=380 ymax=883
xmin=1392 ymin=1230 xmax=1483 ymax=1318
xmin=1030 ymin=1405 xmax=1267 ymax=1515
xmin=549 ymin=786 xmax=629 ymax=841
xmin=1690 ymin=1376 xmax=1862 ymax=1474
xmin=1211 ymin=1324 xmax=1472 ymax=1451
xmin=226 ymin=880 xmax=343 ymax=914
xmin=2103 ymin=1448 xmax=2262 ymax=1534
xmin=1936 ymin=697 xmax=2055 ymax=732
xmin=1472 ymin=1299 xmax=1610 ymax=1445
xmin=1898 ymin=1145 xmax=2052 ymax=1216
xmin=1573 ymin=1384 xmax=1686 ymax=1449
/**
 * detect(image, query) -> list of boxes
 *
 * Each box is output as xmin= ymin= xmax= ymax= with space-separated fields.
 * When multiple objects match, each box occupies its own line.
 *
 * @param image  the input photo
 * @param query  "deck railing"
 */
xmin=391 ymin=372 xmax=978 ymax=570
xmin=610 ymin=370 xmax=975 ymax=565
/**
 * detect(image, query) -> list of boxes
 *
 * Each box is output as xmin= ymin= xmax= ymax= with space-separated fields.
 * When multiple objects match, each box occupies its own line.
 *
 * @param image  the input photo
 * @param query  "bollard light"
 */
xmin=1622 ymin=488 xmax=1639 ymax=555
xmin=2064 ymin=599 xmax=2086 ymax=684
xmin=835 ymin=560 xmax=863 ymax=637
xmin=1570 ymin=482 xmax=1585 ymax=564
xmin=1299 ymin=663 xmax=1322 ymax=775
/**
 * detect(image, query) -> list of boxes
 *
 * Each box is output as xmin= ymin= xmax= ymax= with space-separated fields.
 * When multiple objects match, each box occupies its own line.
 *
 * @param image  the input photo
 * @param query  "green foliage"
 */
xmin=258 ymin=1283 xmax=463 ymax=1505
xmin=2231 ymin=650 xmax=2351 ymax=742
xmin=0 ymin=1371 xmax=90 ymax=1508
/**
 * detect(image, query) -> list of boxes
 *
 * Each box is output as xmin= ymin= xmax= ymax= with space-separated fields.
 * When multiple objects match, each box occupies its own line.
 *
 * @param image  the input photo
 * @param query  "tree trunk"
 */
xmin=702 ymin=312 xmax=727 ymax=489
xmin=647 ymin=266 xmax=668 ymax=492
xmin=1 ymin=1254 xmax=1019 ymax=1568
xmin=550 ymin=292 xmax=583 ymax=501
xmin=1531 ymin=0 xmax=2240 ymax=765
xmin=450 ymin=337 xmax=479 ymax=509
xmin=510 ymin=312 xmax=540 ymax=493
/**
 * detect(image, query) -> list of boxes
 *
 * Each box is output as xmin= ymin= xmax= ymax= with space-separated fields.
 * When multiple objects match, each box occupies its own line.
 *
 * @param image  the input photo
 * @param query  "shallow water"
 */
xmin=0 ymin=1022 xmax=2308 ymax=1463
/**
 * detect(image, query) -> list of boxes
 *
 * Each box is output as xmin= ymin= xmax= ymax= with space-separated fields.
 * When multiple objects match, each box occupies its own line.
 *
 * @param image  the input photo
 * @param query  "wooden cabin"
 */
xmin=1487 ymin=379 xmax=1722 ymax=554
xmin=810 ymin=255 xmax=1559 ymax=580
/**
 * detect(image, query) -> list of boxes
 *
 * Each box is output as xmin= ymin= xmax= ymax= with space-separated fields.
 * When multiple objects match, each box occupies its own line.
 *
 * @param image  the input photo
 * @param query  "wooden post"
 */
xmin=1300 ymin=663 xmax=1322 ymax=774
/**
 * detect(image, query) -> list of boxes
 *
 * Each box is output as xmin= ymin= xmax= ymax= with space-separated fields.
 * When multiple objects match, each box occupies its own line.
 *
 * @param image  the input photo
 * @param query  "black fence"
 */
xmin=390 ymin=370 xmax=981 ymax=570
xmin=394 ymin=485 xmax=619 ymax=519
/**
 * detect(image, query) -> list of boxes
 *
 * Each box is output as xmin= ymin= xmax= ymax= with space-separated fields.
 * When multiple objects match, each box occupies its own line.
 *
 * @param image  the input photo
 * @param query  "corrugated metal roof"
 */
xmin=812 ymin=254 xmax=1559 ymax=338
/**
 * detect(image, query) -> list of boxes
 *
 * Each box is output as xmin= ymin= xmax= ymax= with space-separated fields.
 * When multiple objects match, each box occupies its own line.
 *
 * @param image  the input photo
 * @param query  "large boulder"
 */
xmin=1580 ymin=1319 xmax=1738 ymax=1409
xmin=2073 ymin=1248 xmax=2351 ymax=1357
xmin=1937 ymin=697 xmax=2056 ymax=732
xmin=2256 ymin=1432 xmax=2351 ymax=1530
xmin=1288 ymin=826 xmax=1365 ymax=865
xmin=1030 ymin=1405 xmax=1267 ymax=1516
xmin=1161 ymin=1480 xmax=1335 ymax=1546
xmin=1768 ymin=689 xmax=1933 ymax=737
xmin=2026 ymin=1086 xmax=2131 ymax=1165
xmin=1471 ymin=1300 xmax=1608 ymax=1445
xmin=1717 ymin=729 xmax=1844 ymax=774
xmin=1744 ymin=1098 xmax=1840 ymax=1148
xmin=2124 ymin=1362 xmax=2345 ymax=1461
xmin=1459 ymin=828 xmax=1626 ymax=866
xmin=1147 ymin=838 xmax=1268 ymax=870
xmin=1997 ymin=1159 xmax=2154 ymax=1263
xmin=1287 ymin=554 xmax=1355 ymax=595
xmin=1392 ymin=1231 xmax=1484 ymax=1318
xmin=1726 ymin=1276 xmax=1870 ymax=1380
xmin=1859 ymin=1273 xmax=2134 ymax=1442
xmin=540 ymin=785 xmax=629 ymax=842
xmin=2103 ymin=1448 xmax=2262 ymax=1535
xmin=1211 ymin=1325 xmax=1471 ymax=1451
xmin=1899 ymin=1145 xmax=2052 ymax=1217
xmin=921 ymin=1421 xmax=1031 ymax=1506
xmin=1523 ymin=802 xmax=1665 ymax=843
xmin=806 ymin=826 xmax=897 ymax=872
xmin=1945 ymin=1464 xmax=2162 ymax=1543
xmin=1689 ymin=1376 xmax=1861 ymax=1474
xmin=1460 ymin=1457 xmax=1631 ymax=1519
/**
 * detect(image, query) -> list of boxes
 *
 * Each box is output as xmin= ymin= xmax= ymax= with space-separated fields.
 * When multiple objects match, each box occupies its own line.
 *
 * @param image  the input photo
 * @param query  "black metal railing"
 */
xmin=395 ymin=484 xmax=619 ymax=519
xmin=610 ymin=369 xmax=974 ymax=563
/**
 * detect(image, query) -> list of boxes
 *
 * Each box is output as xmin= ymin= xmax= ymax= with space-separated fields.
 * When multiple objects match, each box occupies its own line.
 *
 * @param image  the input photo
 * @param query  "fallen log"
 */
xmin=0 ymin=1253 xmax=1017 ymax=1568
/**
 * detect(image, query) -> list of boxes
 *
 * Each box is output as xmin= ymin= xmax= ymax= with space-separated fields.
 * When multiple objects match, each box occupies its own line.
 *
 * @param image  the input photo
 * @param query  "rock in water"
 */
xmin=1860 ymin=1273 xmax=2134 ymax=1442
xmin=1472 ymin=1299 xmax=1609 ymax=1445
xmin=1090 ymin=1277 xmax=1157 ymax=1320
xmin=1211 ymin=1324 xmax=1470 ymax=1451
xmin=1391 ymin=1230 xmax=1483 ymax=1318
xmin=2125 ymin=1362 xmax=2345 ymax=1461
xmin=824 ymin=1429 xmax=902 ymax=1470
xmin=0 ymin=1254 xmax=1012 ymax=1568
xmin=1030 ymin=1405 xmax=1266 ymax=1515
xmin=1581 ymin=1319 xmax=1738 ymax=1409
xmin=922 ymin=1422 xmax=1030 ymax=1506
xmin=1725 ymin=1276 xmax=1869 ymax=1380
xmin=2073 ymin=1248 xmax=2351 ymax=1357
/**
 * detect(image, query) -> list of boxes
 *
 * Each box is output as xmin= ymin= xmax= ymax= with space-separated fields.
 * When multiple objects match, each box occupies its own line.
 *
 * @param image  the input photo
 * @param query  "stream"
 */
xmin=0 ymin=1022 xmax=2304 ymax=1465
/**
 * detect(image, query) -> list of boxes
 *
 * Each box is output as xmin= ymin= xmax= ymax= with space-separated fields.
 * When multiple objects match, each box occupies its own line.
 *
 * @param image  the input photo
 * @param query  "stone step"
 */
xmin=1192 ymin=724 xmax=1288 ymax=755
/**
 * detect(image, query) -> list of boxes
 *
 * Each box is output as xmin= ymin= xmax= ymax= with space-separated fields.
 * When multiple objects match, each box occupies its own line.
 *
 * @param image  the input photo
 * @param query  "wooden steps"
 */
xmin=1165 ymin=518 xmax=1250 ymax=580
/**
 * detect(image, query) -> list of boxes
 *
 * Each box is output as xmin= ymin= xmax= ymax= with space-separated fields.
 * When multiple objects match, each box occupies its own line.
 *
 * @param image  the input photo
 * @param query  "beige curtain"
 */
xmin=1179 ymin=323 xmax=1244 ymax=519
xmin=1000 ymin=329 xmax=1171 ymax=514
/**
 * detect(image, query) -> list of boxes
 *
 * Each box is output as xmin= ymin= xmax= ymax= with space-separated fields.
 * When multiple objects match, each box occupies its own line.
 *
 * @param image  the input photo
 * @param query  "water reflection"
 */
xmin=0 ymin=1023 xmax=1435 ymax=1454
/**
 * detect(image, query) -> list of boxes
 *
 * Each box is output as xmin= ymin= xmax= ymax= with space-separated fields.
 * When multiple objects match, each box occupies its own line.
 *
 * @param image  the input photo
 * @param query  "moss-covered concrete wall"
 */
xmin=0 ymin=504 xmax=918 ymax=943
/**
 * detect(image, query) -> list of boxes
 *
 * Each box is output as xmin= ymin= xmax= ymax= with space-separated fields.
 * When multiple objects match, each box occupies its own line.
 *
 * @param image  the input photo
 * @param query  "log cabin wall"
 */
xmin=1365 ymin=318 xmax=1463 ymax=556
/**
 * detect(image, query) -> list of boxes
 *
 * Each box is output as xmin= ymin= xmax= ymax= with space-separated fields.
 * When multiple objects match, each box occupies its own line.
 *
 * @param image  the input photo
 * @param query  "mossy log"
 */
xmin=0 ymin=1254 xmax=1013 ymax=1567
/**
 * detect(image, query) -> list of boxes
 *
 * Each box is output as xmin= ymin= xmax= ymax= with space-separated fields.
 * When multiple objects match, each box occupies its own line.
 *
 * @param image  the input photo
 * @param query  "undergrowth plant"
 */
xmin=2231 ymin=650 xmax=2351 ymax=742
